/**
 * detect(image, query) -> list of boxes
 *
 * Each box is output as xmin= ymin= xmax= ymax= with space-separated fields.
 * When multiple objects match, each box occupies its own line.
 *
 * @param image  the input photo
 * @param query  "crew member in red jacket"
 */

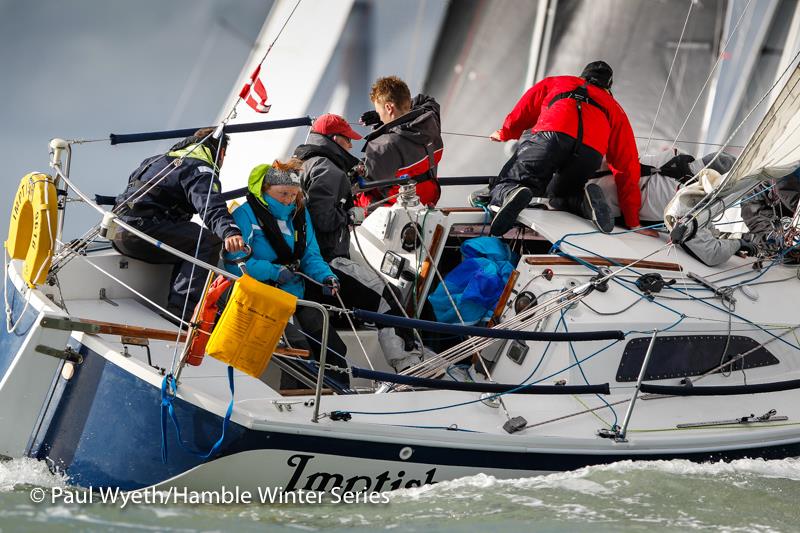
xmin=488 ymin=61 xmax=654 ymax=237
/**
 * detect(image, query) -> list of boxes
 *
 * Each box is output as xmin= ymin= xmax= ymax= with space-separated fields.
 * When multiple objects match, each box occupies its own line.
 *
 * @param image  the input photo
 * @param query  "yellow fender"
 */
xmin=5 ymin=173 xmax=58 ymax=287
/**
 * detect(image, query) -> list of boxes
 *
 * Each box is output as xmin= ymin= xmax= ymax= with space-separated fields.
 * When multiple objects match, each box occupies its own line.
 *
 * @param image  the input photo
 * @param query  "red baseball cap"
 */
xmin=312 ymin=113 xmax=363 ymax=140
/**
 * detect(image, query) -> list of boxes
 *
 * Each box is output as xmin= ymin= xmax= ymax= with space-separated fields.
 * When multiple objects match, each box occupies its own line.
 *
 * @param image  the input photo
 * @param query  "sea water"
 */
xmin=2 ymin=457 xmax=799 ymax=532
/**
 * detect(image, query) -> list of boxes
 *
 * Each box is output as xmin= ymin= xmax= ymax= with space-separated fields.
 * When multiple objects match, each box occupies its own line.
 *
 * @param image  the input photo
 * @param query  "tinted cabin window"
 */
xmin=616 ymin=335 xmax=779 ymax=382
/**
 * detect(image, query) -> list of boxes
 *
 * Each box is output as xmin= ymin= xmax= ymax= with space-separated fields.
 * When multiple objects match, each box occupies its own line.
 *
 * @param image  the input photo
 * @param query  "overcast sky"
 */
xmin=0 ymin=0 xmax=271 ymax=239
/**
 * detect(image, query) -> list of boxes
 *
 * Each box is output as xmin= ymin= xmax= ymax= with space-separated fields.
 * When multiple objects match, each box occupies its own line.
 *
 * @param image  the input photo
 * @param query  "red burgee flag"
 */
xmin=239 ymin=64 xmax=271 ymax=113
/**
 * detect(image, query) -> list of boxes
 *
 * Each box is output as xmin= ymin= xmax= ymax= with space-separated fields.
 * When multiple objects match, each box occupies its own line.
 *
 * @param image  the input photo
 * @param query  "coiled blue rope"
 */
xmin=160 ymin=365 xmax=234 ymax=463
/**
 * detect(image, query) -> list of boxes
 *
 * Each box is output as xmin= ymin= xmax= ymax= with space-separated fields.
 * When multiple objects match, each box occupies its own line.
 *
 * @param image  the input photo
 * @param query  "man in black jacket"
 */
xmin=294 ymin=114 xmax=364 ymax=261
xmin=294 ymin=114 xmax=431 ymax=372
xmin=112 ymin=128 xmax=244 ymax=320
xmin=357 ymin=76 xmax=444 ymax=207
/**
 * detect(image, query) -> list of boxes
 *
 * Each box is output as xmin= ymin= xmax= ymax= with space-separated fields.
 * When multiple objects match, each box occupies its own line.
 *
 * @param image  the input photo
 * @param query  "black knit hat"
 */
xmin=581 ymin=61 xmax=613 ymax=89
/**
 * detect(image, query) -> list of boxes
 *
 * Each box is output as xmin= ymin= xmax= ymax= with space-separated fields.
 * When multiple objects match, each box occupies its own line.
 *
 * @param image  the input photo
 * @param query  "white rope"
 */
xmin=4 ymin=249 xmax=32 ymax=334
xmin=643 ymin=0 xmax=695 ymax=156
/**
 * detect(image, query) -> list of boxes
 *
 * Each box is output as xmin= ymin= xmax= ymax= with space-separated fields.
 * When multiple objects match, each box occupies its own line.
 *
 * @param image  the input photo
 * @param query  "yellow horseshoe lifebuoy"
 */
xmin=5 ymin=173 xmax=58 ymax=287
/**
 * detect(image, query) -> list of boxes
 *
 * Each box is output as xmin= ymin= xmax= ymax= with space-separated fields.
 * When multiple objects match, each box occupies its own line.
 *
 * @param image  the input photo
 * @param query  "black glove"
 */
xmin=322 ymin=276 xmax=340 ymax=297
xmin=737 ymin=240 xmax=759 ymax=257
xmin=276 ymin=267 xmax=298 ymax=285
xmin=359 ymin=110 xmax=382 ymax=128
xmin=347 ymin=163 xmax=367 ymax=187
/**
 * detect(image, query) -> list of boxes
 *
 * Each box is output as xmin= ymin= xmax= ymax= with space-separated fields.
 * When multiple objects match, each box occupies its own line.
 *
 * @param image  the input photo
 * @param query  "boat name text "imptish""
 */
xmin=284 ymin=454 xmax=438 ymax=493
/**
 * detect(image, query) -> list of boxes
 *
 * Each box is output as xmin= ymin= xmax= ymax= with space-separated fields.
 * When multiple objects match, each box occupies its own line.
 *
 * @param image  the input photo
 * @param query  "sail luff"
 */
xmin=669 ymin=62 xmax=800 ymax=238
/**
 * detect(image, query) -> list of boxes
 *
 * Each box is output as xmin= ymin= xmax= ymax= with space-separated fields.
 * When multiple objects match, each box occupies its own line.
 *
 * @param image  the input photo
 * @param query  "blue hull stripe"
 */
xmin=0 ymin=281 xmax=38 ymax=379
xmin=30 ymin=343 xmax=800 ymax=490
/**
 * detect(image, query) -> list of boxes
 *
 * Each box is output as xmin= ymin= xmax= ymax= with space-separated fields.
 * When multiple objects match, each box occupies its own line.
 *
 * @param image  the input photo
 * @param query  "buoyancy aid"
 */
xmin=245 ymin=193 xmax=307 ymax=269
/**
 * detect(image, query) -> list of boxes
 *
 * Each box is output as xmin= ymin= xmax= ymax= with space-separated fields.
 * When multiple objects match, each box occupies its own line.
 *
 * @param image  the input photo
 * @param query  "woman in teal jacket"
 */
xmin=225 ymin=158 xmax=348 ymax=388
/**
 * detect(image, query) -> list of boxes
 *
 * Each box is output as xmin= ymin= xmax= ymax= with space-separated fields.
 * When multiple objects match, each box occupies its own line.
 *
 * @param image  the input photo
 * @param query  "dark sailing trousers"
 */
xmin=305 ymin=263 xmax=416 ymax=351
xmin=111 ymin=220 xmax=222 ymax=316
xmin=490 ymin=131 xmax=603 ymax=216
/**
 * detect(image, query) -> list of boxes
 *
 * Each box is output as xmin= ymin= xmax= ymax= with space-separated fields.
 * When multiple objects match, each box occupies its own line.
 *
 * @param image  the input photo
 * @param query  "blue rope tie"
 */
xmin=160 ymin=365 xmax=235 ymax=463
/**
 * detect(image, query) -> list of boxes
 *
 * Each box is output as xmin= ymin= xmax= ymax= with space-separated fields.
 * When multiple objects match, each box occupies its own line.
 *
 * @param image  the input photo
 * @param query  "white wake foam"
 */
xmin=0 ymin=457 xmax=67 ymax=492
xmin=390 ymin=457 xmax=800 ymax=500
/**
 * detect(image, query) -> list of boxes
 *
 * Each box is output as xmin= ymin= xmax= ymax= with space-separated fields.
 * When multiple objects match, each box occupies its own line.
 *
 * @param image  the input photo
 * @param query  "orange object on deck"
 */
xmin=186 ymin=275 xmax=232 ymax=366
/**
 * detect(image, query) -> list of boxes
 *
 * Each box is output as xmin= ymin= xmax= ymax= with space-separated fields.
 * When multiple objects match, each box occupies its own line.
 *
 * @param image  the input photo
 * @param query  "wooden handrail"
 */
xmin=525 ymin=256 xmax=682 ymax=272
xmin=415 ymin=224 xmax=445 ymax=297
xmin=40 ymin=316 xmax=309 ymax=357
xmin=488 ymin=270 xmax=519 ymax=327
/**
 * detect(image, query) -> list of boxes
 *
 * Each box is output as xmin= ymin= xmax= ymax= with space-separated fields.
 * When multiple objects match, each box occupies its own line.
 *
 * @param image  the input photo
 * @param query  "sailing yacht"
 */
xmin=2 ymin=0 xmax=800 ymax=494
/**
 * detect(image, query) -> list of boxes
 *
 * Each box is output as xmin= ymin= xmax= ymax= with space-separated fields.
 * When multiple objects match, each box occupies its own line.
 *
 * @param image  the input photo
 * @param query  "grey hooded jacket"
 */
xmin=293 ymin=133 xmax=361 ymax=262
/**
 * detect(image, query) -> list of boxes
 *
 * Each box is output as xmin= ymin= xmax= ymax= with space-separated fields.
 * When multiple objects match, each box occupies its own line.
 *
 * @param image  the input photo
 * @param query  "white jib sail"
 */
xmin=666 ymin=62 xmax=800 ymax=235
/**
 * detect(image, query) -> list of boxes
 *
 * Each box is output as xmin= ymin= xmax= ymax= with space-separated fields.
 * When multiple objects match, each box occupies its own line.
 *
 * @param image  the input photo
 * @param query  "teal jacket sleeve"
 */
xmin=225 ymin=204 xmax=282 ymax=283
xmin=299 ymin=210 xmax=335 ymax=283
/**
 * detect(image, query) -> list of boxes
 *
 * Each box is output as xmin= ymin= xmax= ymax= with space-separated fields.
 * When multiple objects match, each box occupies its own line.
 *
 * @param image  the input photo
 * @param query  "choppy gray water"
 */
xmin=2 ymin=456 xmax=799 ymax=532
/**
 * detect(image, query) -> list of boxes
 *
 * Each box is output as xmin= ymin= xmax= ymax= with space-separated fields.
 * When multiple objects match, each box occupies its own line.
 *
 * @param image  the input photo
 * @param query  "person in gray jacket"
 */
xmin=589 ymin=150 xmax=744 ymax=266
xmin=293 ymin=114 xmax=364 ymax=261
xmin=293 ymin=114 xmax=431 ymax=372
xmin=357 ymin=76 xmax=444 ymax=207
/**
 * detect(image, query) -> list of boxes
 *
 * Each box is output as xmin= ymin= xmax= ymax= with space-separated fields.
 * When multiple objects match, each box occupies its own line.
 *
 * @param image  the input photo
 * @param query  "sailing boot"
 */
xmin=582 ymin=183 xmax=614 ymax=233
xmin=469 ymin=187 xmax=492 ymax=207
xmin=490 ymin=187 xmax=534 ymax=236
